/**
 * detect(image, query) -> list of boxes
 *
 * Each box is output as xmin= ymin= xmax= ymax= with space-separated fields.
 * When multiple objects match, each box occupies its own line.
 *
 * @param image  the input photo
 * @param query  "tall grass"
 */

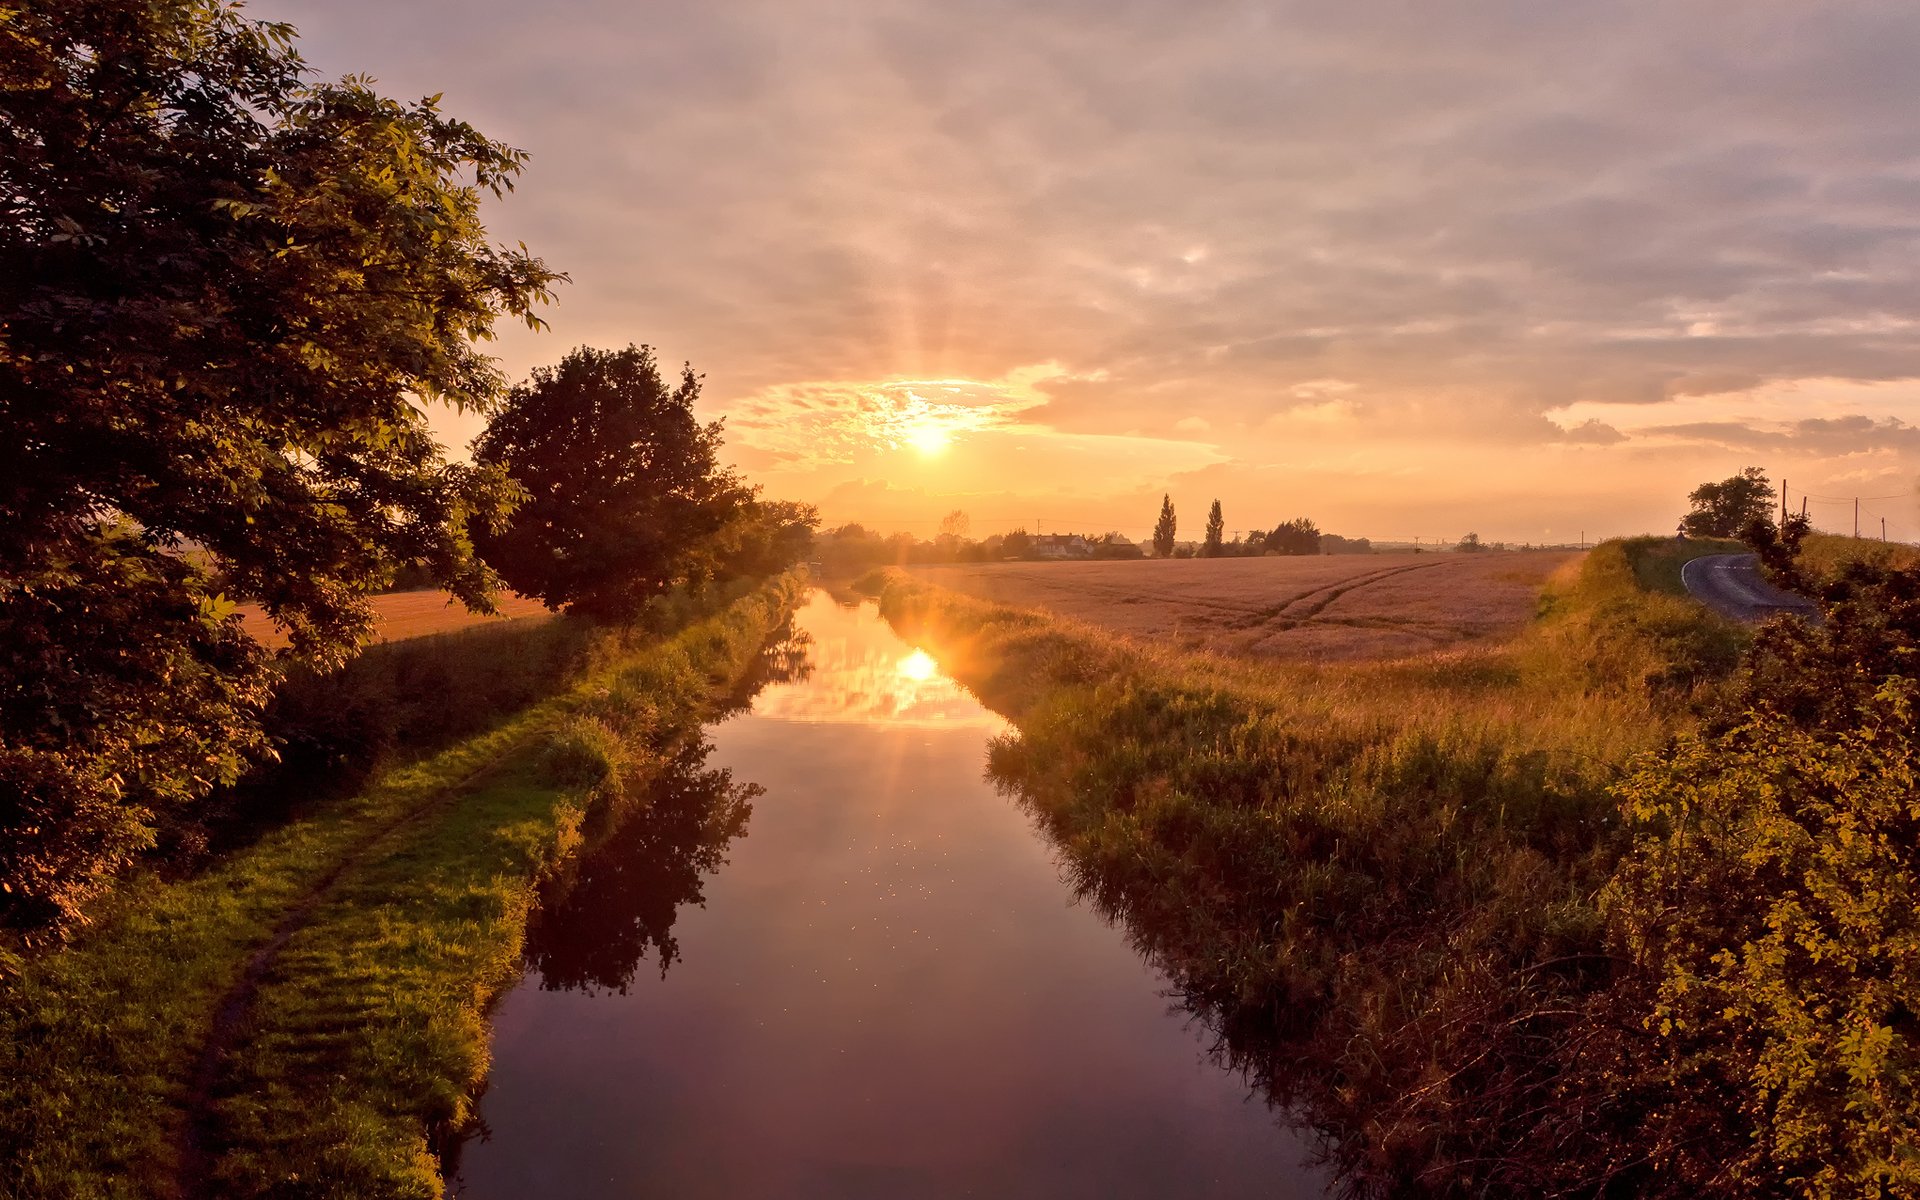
xmin=0 ymin=572 xmax=804 ymax=1199
xmin=1796 ymin=531 xmax=1920 ymax=587
xmin=866 ymin=547 xmax=1739 ymax=1195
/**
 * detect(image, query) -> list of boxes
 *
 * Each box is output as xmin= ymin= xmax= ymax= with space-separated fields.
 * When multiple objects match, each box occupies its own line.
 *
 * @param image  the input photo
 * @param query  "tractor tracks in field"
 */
xmin=171 ymin=735 xmax=538 ymax=1200
xmin=1239 ymin=559 xmax=1455 ymax=632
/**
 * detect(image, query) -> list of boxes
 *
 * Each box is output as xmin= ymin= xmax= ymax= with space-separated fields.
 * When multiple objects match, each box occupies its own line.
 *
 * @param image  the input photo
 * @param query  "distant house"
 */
xmin=1091 ymin=533 xmax=1144 ymax=560
xmin=1032 ymin=533 xmax=1094 ymax=560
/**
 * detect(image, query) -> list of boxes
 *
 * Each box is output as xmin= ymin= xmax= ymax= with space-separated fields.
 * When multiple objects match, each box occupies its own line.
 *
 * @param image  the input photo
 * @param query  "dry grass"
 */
xmin=236 ymin=590 xmax=552 ymax=649
xmin=907 ymin=551 xmax=1578 ymax=661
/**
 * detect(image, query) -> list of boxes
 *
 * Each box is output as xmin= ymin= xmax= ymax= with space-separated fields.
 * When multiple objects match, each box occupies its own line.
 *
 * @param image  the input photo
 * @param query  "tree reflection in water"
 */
xmin=522 ymin=619 xmax=813 ymax=995
xmin=524 ymin=739 xmax=759 ymax=993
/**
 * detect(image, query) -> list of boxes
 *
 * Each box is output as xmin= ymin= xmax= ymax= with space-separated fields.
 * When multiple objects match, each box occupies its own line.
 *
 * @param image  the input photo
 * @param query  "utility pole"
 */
xmin=1856 ymin=498 xmax=1861 ymax=539
xmin=1780 ymin=479 xmax=1788 ymax=523
xmin=1884 ymin=517 xmax=1889 ymax=542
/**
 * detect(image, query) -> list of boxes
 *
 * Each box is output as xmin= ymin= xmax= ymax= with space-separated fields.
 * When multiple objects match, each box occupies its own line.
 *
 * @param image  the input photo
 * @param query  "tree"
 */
xmin=1681 ymin=467 xmax=1774 ymax=538
xmin=1203 ymin=500 xmax=1225 ymax=557
xmin=1266 ymin=517 xmax=1322 ymax=556
xmin=1002 ymin=528 xmax=1034 ymax=559
xmin=473 ymin=347 xmax=758 ymax=618
xmin=939 ymin=510 xmax=971 ymax=541
xmin=0 ymin=1 xmax=559 ymax=930
xmin=714 ymin=499 xmax=819 ymax=581
xmin=1457 ymin=532 xmax=1487 ymax=552
xmin=1153 ymin=495 xmax=1178 ymax=558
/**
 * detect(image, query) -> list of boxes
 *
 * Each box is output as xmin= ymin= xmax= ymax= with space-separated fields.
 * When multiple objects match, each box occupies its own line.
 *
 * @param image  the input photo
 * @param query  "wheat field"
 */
xmin=236 ymin=590 xmax=552 ymax=649
xmin=907 ymin=552 xmax=1579 ymax=661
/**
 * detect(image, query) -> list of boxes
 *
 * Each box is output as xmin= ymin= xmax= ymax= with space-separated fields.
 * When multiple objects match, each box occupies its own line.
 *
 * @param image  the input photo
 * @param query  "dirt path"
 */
xmin=171 ymin=736 xmax=537 ymax=1198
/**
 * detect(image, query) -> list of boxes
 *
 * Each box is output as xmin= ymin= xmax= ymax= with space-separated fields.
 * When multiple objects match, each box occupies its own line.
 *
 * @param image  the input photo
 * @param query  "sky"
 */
xmin=271 ymin=0 xmax=1920 ymax=544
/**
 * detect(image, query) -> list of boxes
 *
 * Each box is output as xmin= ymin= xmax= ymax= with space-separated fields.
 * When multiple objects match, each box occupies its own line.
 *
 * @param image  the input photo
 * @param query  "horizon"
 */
xmin=274 ymin=0 xmax=1920 ymax=544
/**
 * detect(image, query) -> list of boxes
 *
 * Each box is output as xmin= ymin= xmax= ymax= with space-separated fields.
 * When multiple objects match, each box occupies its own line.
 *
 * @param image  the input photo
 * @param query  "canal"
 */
xmin=447 ymin=591 xmax=1329 ymax=1198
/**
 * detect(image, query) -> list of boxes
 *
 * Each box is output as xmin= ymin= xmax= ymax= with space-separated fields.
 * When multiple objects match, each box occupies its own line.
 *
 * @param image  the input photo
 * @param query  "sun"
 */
xmin=905 ymin=422 xmax=951 ymax=456
xmin=896 ymin=648 xmax=938 ymax=681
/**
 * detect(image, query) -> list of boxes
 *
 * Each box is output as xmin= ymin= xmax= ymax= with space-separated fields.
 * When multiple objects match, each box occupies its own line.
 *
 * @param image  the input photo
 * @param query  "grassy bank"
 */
xmin=1615 ymin=534 xmax=1746 ymax=595
xmin=0 ymin=573 xmax=804 ymax=1198
xmin=1796 ymin=531 xmax=1920 ymax=586
xmin=862 ymin=547 xmax=1739 ymax=1195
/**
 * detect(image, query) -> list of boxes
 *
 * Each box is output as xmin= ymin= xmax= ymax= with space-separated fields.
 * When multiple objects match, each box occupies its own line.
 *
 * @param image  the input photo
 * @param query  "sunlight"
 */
xmin=896 ymin=648 xmax=939 ymax=681
xmin=905 ymin=421 xmax=951 ymax=456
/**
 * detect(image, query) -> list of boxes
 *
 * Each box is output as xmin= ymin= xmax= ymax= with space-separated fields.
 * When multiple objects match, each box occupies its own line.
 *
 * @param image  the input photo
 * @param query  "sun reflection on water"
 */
xmin=749 ymin=599 xmax=1004 ymax=730
xmin=896 ymin=648 xmax=939 ymax=681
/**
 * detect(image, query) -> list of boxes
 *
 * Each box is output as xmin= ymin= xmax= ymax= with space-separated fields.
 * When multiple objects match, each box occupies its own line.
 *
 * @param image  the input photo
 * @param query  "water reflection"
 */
xmin=524 ymin=741 xmax=759 ymax=993
xmin=451 ymin=594 xmax=1327 ymax=1200
xmin=749 ymin=614 xmax=997 ymax=728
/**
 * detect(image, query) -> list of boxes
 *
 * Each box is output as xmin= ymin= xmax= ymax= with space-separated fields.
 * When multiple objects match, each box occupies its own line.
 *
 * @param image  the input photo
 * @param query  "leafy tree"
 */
xmin=1266 ymin=517 xmax=1322 ymax=556
xmin=1002 ymin=528 xmax=1034 ymax=559
xmin=473 ymin=346 xmax=758 ymax=618
xmin=1681 ymin=467 xmax=1774 ymax=538
xmin=0 ymin=1 xmax=559 ymax=930
xmin=714 ymin=499 xmax=819 ymax=581
xmin=1457 ymin=531 xmax=1487 ymax=552
xmin=1203 ymin=500 xmax=1225 ymax=557
xmin=1153 ymin=495 xmax=1177 ymax=558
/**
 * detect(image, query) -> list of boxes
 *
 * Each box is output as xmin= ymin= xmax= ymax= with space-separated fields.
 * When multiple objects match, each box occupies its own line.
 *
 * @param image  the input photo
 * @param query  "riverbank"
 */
xmin=861 ymin=544 xmax=1742 ymax=1194
xmin=0 ymin=573 xmax=804 ymax=1199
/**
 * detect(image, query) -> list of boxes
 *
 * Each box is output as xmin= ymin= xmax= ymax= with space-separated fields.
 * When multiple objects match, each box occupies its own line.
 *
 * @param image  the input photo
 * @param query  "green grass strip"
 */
xmin=0 ymin=573 xmax=803 ymax=1199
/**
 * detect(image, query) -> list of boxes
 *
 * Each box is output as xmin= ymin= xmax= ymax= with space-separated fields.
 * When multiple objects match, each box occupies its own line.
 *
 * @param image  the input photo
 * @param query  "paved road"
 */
xmin=1680 ymin=552 xmax=1816 ymax=622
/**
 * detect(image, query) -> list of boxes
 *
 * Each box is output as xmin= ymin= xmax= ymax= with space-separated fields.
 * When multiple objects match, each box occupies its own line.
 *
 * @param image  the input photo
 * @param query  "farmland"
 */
xmin=908 ymin=551 xmax=1578 ymax=661
xmin=236 ymin=590 xmax=552 ymax=649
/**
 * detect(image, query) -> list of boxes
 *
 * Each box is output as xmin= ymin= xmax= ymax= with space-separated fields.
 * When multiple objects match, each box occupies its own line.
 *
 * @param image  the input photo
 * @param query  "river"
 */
xmin=446 ymin=591 xmax=1330 ymax=1198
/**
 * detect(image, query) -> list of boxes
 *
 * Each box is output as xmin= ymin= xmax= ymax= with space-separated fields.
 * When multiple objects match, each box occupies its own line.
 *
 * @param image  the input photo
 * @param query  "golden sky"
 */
xmin=277 ymin=0 xmax=1920 ymax=543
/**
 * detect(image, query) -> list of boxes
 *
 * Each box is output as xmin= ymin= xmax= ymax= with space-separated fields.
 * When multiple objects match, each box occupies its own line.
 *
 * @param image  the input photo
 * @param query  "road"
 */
xmin=1680 ymin=553 xmax=1816 ymax=622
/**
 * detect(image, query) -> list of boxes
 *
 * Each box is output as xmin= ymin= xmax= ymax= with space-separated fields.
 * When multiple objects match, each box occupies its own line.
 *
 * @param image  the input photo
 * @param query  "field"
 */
xmin=237 ymin=590 xmax=552 ymax=648
xmin=908 ymin=551 xmax=1578 ymax=661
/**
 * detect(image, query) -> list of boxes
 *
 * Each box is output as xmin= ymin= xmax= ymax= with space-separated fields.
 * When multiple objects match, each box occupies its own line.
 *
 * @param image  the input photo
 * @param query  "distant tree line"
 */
xmin=1149 ymin=497 xmax=1374 ymax=559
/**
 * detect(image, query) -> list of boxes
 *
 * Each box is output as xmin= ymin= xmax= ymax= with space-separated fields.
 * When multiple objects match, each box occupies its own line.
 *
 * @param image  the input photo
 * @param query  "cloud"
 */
xmin=1558 ymin=419 xmax=1628 ymax=445
xmin=271 ymin=0 xmax=1920 ymax=535
xmin=1642 ymin=415 xmax=1920 ymax=454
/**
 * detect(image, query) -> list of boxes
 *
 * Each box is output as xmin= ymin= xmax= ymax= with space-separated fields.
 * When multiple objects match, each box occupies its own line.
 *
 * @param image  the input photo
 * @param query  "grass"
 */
xmin=1616 ymin=534 xmax=1747 ymax=595
xmin=860 ymin=543 xmax=1743 ymax=1194
xmin=906 ymin=551 xmax=1578 ymax=661
xmin=1796 ymin=531 xmax=1920 ymax=586
xmin=0 ymin=572 xmax=805 ymax=1199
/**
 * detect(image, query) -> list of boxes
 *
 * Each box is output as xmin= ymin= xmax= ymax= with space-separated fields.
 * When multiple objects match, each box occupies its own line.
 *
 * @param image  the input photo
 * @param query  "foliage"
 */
xmin=190 ymin=614 xmax=595 ymax=854
xmin=1794 ymin=532 xmax=1920 ymax=590
xmin=1152 ymin=495 xmax=1177 ymax=558
xmin=1202 ymin=499 xmax=1225 ymax=557
xmin=713 ymin=498 xmax=819 ymax=582
xmin=473 ymin=346 xmax=772 ymax=618
xmin=1603 ymin=562 xmax=1920 ymax=1197
xmin=1681 ymin=467 xmax=1774 ymax=538
xmin=1544 ymin=538 xmax=1747 ymax=696
xmin=0 ymin=0 xmax=559 ymax=931
xmin=865 ymin=550 xmax=1719 ymax=1195
xmin=1457 ymin=531 xmax=1486 ymax=552
xmin=1265 ymin=516 xmax=1322 ymax=556
xmin=0 ymin=573 xmax=803 ymax=1197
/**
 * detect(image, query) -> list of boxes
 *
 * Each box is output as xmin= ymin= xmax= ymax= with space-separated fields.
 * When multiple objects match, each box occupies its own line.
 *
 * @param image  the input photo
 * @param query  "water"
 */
xmin=447 ymin=592 xmax=1329 ymax=1199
